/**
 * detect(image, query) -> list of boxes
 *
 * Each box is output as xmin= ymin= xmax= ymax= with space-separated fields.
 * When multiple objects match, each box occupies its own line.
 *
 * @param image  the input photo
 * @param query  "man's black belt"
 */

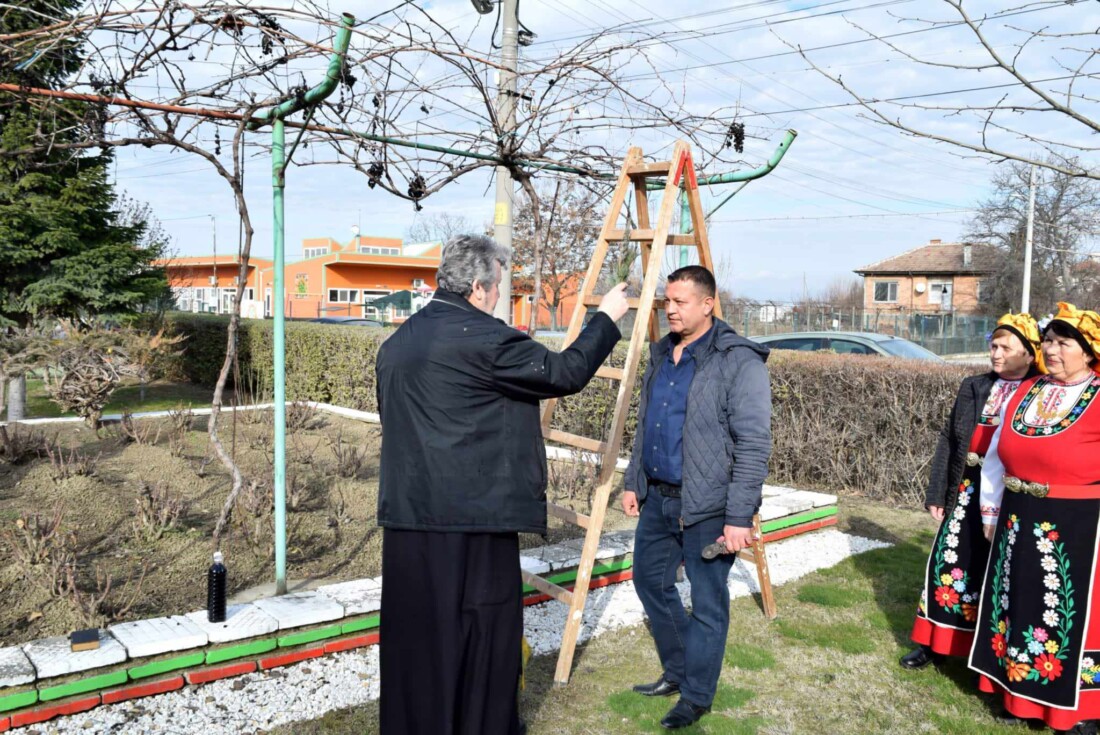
xmin=648 ymin=480 xmax=681 ymax=498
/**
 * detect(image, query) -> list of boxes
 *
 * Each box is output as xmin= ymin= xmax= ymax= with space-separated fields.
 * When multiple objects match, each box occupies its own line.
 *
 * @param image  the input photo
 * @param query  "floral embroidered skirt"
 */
xmin=969 ymin=493 xmax=1100 ymax=730
xmin=911 ymin=471 xmax=988 ymax=657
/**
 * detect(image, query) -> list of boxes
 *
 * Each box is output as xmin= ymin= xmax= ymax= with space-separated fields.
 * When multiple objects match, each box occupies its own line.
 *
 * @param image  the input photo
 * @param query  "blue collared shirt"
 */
xmin=642 ymin=324 xmax=713 ymax=485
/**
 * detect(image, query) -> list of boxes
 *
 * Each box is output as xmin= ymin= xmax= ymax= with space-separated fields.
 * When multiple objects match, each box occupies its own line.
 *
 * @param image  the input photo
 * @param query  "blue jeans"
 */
xmin=633 ymin=493 xmax=734 ymax=708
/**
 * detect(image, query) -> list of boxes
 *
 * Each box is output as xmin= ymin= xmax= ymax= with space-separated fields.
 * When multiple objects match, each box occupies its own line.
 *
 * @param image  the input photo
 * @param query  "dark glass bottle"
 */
xmin=207 ymin=551 xmax=227 ymax=623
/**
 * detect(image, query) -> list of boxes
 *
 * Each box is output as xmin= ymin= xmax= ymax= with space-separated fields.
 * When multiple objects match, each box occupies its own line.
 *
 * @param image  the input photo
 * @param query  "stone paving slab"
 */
xmin=108 ymin=616 xmax=208 ymax=659
xmin=556 ymin=535 xmax=629 ymax=562
xmin=783 ymin=489 xmax=838 ymax=508
xmin=764 ymin=493 xmax=814 ymax=514
xmin=532 ymin=543 xmax=583 ymax=572
xmin=519 ymin=555 xmax=551 ymax=576
xmin=253 ymin=592 xmax=344 ymax=630
xmin=184 ymin=604 xmax=280 ymax=644
xmin=762 ymin=485 xmax=795 ymax=496
xmin=316 ymin=578 xmax=382 ymax=616
xmin=759 ymin=503 xmax=793 ymax=522
xmin=23 ymin=631 xmax=127 ymax=679
xmin=0 ymin=646 xmax=35 ymax=687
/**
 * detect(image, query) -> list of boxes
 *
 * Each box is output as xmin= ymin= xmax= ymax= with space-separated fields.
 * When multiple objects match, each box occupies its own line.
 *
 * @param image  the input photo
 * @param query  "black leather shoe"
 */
xmin=632 ymin=675 xmax=680 ymax=697
xmin=899 ymin=645 xmax=937 ymax=670
xmin=1062 ymin=722 xmax=1099 ymax=735
xmin=660 ymin=699 xmax=710 ymax=729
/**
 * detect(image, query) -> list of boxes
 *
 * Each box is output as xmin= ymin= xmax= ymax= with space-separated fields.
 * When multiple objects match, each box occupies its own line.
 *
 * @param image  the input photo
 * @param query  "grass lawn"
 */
xmin=269 ymin=498 xmax=1027 ymax=735
xmin=21 ymin=377 xmax=219 ymax=419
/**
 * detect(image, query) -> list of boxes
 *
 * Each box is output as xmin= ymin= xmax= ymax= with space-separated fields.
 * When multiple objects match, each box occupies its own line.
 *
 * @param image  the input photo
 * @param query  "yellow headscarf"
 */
xmin=1050 ymin=302 xmax=1100 ymax=375
xmin=994 ymin=312 xmax=1046 ymax=374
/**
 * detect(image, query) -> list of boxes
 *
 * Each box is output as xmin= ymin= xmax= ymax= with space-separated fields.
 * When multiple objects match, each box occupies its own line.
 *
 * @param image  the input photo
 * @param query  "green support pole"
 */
xmin=254 ymin=13 xmax=354 ymax=596
xmin=272 ymin=118 xmax=288 ymax=594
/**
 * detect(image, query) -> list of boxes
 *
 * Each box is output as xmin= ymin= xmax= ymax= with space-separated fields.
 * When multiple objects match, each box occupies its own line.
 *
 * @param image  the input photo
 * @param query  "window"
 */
xmin=304 ymin=247 xmax=328 ymax=259
xmin=828 ymin=339 xmax=876 ymax=356
xmin=928 ymin=281 xmax=951 ymax=305
xmin=978 ymin=280 xmax=991 ymax=303
xmin=358 ymin=246 xmax=399 ymax=255
xmin=362 ymin=290 xmax=390 ymax=319
xmin=412 ymin=278 xmax=425 ymax=288
xmin=768 ymin=338 xmax=825 ymax=351
xmin=328 ymin=289 xmax=360 ymax=303
xmin=873 ymin=281 xmax=898 ymax=303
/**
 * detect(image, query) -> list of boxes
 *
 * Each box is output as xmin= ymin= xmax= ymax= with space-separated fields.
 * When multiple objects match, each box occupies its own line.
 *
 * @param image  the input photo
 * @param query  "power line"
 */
xmin=712 ymin=209 xmax=976 ymax=223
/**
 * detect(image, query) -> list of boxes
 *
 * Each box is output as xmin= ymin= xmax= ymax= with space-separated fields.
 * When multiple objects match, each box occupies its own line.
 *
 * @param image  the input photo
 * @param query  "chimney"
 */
xmin=963 ymin=243 xmax=973 ymax=267
xmin=930 ymin=238 xmax=942 ymax=245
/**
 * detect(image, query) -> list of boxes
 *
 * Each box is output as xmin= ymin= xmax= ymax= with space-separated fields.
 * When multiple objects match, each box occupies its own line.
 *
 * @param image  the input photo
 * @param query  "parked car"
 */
xmin=308 ymin=316 xmax=383 ymax=328
xmin=750 ymin=331 xmax=944 ymax=362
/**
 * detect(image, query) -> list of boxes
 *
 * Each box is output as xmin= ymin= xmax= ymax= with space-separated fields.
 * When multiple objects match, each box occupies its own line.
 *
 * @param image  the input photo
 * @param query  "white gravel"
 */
xmin=21 ymin=529 xmax=888 ymax=734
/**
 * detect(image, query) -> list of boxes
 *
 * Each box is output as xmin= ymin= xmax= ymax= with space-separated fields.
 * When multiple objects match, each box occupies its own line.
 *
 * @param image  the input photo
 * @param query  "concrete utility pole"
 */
xmin=492 ymin=0 xmax=519 ymax=324
xmin=1022 ymin=164 xmax=1037 ymax=313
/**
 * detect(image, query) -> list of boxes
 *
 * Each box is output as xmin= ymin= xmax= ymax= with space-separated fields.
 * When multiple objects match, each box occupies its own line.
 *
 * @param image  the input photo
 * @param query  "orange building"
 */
xmin=161 ymin=236 xmax=580 ymax=327
xmin=155 ymin=255 xmax=273 ymax=318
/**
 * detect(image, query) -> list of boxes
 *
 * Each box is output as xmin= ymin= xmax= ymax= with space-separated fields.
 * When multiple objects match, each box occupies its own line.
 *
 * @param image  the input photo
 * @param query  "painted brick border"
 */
xmin=324 ymin=631 xmax=380 ymax=654
xmin=763 ymin=515 xmax=838 ymax=544
xmin=0 ymin=690 xmax=37 ymax=714
xmin=185 ymin=661 xmax=257 ymax=685
xmin=11 ymin=694 xmax=100 ymax=728
xmin=259 ymin=646 xmax=325 ymax=670
xmin=102 ymin=676 xmax=185 ymax=705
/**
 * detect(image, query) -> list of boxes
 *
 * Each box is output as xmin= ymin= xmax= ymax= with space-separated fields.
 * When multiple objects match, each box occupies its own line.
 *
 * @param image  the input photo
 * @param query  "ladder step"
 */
xmin=594 ymin=365 xmax=624 ymax=381
xmin=626 ymin=162 xmax=672 ymax=177
xmin=548 ymin=502 xmax=591 ymax=529
xmin=582 ymin=295 xmax=667 ymax=310
xmin=521 ymin=570 xmax=574 ymax=605
xmin=605 ymin=231 xmax=695 ymax=246
xmin=546 ymin=429 xmax=606 ymax=454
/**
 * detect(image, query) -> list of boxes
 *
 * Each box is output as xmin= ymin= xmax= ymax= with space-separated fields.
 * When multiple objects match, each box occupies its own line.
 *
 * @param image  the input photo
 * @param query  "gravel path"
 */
xmin=20 ymin=530 xmax=888 ymax=734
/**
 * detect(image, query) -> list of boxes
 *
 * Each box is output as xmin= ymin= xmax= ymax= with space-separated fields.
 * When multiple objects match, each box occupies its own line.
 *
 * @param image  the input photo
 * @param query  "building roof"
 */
xmin=854 ymin=240 xmax=1001 ymax=276
xmin=156 ymin=255 xmax=273 ymax=268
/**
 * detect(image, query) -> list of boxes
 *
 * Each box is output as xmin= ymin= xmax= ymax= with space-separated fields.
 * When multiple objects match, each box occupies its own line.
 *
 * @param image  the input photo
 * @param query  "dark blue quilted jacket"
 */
xmin=624 ymin=319 xmax=772 ymax=528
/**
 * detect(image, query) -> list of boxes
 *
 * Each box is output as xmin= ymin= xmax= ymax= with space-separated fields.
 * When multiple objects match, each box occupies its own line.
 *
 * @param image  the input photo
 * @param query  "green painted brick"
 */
xmin=205 ymin=638 xmax=277 ymax=665
xmin=341 ymin=614 xmax=380 ymax=634
xmin=522 ymin=557 xmax=634 ymax=595
xmin=129 ymin=652 xmax=206 ymax=680
xmin=761 ymin=505 xmax=837 ymax=534
xmin=0 ymin=689 xmax=37 ymax=713
xmin=39 ymin=669 xmax=128 ymax=702
xmin=277 ymin=625 xmax=344 ymax=648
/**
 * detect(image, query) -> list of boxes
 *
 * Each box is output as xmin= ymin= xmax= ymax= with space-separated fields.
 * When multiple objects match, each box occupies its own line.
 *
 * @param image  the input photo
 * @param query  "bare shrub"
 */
xmin=289 ymin=432 xmax=324 ymax=466
xmin=40 ymin=434 xmax=99 ymax=483
xmin=287 ymin=473 xmax=319 ymax=512
xmin=286 ymin=401 xmax=323 ymax=431
xmin=3 ymin=505 xmax=67 ymax=567
xmin=0 ymin=425 xmax=44 ymax=465
xmin=547 ymin=455 xmax=600 ymax=509
xmin=233 ymin=479 xmax=274 ymax=551
xmin=193 ymin=451 xmax=214 ymax=478
xmin=239 ymin=406 xmax=269 ymax=426
xmin=132 ymin=481 xmax=187 ymax=542
xmin=330 ymin=430 xmax=366 ymax=479
xmin=65 ymin=562 xmax=149 ymax=628
xmin=167 ymin=405 xmax=194 ymax=457
xmin=116 ymin=412 xmax=162 ymax=446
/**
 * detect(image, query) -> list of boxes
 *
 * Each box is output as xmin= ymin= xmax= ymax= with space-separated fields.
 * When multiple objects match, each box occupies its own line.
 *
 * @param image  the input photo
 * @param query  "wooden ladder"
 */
xmin=528 ymin=140 xmax=778 ymax=687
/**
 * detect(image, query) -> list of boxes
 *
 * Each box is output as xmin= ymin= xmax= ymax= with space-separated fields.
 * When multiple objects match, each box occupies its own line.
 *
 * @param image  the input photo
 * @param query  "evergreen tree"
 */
xmin=0 ymin=0 xmax=168 ymax=329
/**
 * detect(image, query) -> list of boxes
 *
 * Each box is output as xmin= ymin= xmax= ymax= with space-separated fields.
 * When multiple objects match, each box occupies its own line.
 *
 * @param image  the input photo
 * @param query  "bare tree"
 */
xmin=513 ymin=179 xmax=605 ymax=331
xmin=786 ymin=1 xmax=1099 ymax=179
xmin=969 ymin=159 xmax=1100 ymax=315
xmin=405 ymin=212 xmax=473 ymax=245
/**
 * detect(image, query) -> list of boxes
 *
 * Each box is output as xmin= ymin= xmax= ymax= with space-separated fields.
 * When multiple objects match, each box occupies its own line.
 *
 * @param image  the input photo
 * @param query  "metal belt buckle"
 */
xmin=1004 ymin=475 xmax=1050 ymax=498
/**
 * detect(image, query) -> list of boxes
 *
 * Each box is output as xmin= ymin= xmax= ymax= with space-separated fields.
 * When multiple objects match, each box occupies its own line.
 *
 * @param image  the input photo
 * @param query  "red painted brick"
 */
xmin=102 ymin=675 xmax=185 ymax=705
xmin=763 ymin=516 xmax=837 ymax=544
xmin=185 ymin=661 xmax=257 ymax=685
xmin=324 ymin=632 xmax=380 ymax=654
xmin=0 ymin=715 xmax=10 ymax=732
xmin=11 ymin=695 xmax=100 ymax=728
xmin=523 ymin=569 xmax=635 ymax=607
xmin=259 ymin=646 xmax=325 ymax=670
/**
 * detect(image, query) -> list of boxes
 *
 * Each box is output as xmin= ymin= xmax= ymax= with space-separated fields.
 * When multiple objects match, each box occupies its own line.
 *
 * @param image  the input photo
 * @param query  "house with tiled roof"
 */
xmin=854 ymin=239 xmax=1002 ymax=316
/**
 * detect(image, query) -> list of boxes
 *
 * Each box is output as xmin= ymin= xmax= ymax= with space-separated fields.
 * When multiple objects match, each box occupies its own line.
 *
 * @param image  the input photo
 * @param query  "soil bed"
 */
xmin=0 ymin=406 xmax=624 ymax=646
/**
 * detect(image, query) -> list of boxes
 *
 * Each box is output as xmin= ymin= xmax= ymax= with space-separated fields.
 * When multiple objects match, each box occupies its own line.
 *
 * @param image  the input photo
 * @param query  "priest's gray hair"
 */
xmin=436 ymin=234 xmax=511 ymax=298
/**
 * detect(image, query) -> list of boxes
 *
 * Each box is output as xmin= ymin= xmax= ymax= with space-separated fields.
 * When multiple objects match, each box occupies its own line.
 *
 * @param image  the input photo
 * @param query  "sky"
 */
xmin=102 ymin=0 xmax=1100 ymax=302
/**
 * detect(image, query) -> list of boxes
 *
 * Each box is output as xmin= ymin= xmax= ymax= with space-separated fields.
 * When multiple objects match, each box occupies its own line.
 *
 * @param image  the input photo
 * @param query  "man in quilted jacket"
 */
xmin=622 ymin=265 xmax=772 ymax=730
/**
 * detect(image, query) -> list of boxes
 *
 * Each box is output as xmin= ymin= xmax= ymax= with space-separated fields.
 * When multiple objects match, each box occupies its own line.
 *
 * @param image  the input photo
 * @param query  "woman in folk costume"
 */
xmin=970 ymin=303 xmax=1100 ymax=734
xmin=901 ymin=313 xmax=1044 ymax=670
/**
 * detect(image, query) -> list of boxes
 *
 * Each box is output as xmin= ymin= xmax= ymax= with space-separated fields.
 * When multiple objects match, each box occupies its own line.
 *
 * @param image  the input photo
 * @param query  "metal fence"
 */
xmin=720 ymin=301 xmax=996 ymax=355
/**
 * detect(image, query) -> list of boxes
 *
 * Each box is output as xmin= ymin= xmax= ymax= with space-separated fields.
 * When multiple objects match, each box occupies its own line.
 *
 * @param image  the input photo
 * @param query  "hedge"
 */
xmin=160 ymin=313 xmax=977 ymax=506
